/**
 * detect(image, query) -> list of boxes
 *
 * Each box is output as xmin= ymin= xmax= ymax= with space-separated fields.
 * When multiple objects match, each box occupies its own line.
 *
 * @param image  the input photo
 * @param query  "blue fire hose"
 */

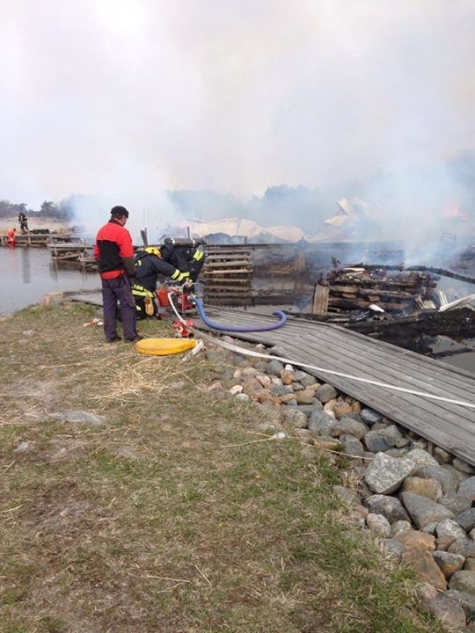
xmin=192 ymin=297 xmax=287 ymax=332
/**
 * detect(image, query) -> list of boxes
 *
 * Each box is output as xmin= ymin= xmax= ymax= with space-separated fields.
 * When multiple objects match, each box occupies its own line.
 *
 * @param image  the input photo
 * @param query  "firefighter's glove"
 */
xmin=171 ymin=270 xmax=191 ymax=284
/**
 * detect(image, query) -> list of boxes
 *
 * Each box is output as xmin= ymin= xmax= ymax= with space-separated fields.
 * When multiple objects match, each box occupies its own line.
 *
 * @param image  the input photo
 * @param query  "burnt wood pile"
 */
xmin=199 ymin=243 xmax=475 ymax=312
xmin=313 ymin=266 xmax=437 ymax=315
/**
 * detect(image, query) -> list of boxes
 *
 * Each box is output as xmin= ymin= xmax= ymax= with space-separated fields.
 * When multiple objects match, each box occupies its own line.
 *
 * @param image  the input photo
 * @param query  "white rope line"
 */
xmin=168 ymin=294 xmax=475 ymax=410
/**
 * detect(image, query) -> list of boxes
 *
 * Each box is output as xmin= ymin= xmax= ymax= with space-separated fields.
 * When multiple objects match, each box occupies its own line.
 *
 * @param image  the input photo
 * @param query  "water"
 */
xmin=0 ymin=247 xmax=100 ymax=314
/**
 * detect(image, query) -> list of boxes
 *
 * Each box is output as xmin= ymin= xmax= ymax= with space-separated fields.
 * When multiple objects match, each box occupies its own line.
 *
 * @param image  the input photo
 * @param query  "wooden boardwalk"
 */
xmin=67 ymin=293 xmax=475 ymax=466
xmin=191 ymin=306 xmax=475 ymax=466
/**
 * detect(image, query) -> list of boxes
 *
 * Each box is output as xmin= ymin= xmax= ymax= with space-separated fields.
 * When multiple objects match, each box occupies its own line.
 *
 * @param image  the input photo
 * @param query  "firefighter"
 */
xmin=132 ymin=247 xmax=190 ymax=319
xmin=6 ymin=227 xmax=16 ymax=246
xmin=94 ymin=206 xmax=141 ymax=343
xmin=160 ymin=238 xmax=206 ymax=282
xmin=18 ymin=212 xmax=29 ymax=233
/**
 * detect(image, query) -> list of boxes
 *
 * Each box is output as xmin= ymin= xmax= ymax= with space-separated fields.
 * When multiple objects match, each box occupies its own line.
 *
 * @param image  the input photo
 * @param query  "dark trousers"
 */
xmin=101 ymin=275 xmax=137 ymax=340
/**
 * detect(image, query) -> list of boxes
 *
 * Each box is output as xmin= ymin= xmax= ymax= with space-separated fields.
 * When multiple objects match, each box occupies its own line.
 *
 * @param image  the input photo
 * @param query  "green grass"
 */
xmin=0 ymin=302 xmax=441 ymax=632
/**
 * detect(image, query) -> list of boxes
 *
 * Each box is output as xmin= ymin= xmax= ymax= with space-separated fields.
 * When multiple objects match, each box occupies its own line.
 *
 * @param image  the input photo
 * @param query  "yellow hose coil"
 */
xmin=134 ymin=337 xmax=197 ymax=356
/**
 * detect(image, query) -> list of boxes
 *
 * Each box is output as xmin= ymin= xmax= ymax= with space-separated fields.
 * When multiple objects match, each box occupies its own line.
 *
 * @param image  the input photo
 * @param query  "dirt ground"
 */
xmin=0 ymin=302 xmax=441 ymax=633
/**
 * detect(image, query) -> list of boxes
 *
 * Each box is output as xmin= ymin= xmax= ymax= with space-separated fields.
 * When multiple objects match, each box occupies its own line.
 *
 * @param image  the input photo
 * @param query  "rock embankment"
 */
xmin=204 ymin=335 xmax=475 ymax=632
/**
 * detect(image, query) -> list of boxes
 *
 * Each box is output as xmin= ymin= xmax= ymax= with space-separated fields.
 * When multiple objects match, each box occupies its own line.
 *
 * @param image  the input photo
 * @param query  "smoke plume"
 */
xmin=1 ymin=0 xmax=475 ymax=243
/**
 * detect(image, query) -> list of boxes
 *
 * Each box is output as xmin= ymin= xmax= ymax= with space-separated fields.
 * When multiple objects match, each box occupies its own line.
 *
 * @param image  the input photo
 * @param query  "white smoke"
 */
xmin=1 ymin=0 xmax=475 ymax=244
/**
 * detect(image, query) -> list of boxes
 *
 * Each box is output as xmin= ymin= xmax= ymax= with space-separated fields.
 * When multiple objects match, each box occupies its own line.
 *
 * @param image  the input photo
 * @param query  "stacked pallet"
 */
xmin=313 ymin=267 xmax=437 ymax=315
xmin=202 ymin=245 xmax=253 ymax=306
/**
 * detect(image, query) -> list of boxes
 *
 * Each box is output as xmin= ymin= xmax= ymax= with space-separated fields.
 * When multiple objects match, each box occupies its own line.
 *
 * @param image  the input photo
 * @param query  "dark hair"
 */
xmin=110 ymin=205 xmax=129 ymax=218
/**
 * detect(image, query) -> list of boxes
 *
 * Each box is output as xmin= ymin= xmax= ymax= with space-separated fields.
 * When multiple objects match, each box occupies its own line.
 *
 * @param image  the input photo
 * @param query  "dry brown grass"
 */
xmin=0 ymin=302 xmax=442 ymax=633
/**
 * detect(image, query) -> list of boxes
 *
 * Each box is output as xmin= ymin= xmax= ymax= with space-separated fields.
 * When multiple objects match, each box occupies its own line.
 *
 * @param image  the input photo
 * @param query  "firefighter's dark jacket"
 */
xmin=134 ymin=251 xmax=178 ymax=292
xmin=161 ymin=242 xmax=205 ymax=281
xmin=94 ymin=219 xmax=135 ymax=280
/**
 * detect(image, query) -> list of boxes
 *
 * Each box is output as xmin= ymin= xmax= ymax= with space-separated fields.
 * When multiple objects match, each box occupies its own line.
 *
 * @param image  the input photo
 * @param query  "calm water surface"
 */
xmin=0 ymin=246 xmax=100 ymax=314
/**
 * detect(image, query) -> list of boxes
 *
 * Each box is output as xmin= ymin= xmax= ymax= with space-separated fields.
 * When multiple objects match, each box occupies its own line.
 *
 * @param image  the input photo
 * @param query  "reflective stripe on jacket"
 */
xmin=134 ymin=251 xmax=178 ymax=291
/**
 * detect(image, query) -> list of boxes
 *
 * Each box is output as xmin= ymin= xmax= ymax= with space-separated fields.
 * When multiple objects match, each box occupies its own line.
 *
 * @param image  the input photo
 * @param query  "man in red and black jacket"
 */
xmin=94 ymin=206 xmax=141 ymax=342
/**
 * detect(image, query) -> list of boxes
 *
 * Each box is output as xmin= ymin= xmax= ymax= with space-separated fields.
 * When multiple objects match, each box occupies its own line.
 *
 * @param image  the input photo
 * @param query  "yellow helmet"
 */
xmin=145 ymin=246 xmax=161 ymax=257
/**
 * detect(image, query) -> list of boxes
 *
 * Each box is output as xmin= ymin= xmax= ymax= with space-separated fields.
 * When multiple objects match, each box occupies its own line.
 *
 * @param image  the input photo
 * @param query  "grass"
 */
xmin=0 ymin=302 xmax=442 ymax=632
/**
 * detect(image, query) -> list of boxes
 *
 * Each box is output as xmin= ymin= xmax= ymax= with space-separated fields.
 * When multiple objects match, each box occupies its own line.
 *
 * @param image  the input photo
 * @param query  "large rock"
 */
xmin=364 ymin=453 xmax=415 ymax=495
xmin=363 ymin=494 xmax=410 ymax=523
xmin=453 ymin=457 xmax=475 ymax=475
xmin=307 ymin=409 xmax=336 ymax=436
xmin=315 ymin=383 xmax=338 ymax=403
xmin=330 ymin=416 xmax=368 ymax=440
xmin=402 ymin=548 xmax=447 ymax=591
xmin=455 ymin=508 xmax=475 ymax=532
xmin=332 ymin=485 xmax=362 ymax=507
xmin=449 ymin=570 xmax=475 ymax=595
xmin=266 ymin=359 xmax=285 ymax=377
xmin=360 ymin=408 xmax=384 ymax=426
xmin=423 ymin=591 xmax=467 ymax=632
xmin=445 ymin=589 xmax=475 ymax=623
xmin=295 ymin=389 xmax=317 ymax=405
xmin=391 ymin=520 xmax=413 ymax=538
xmin=432 ymin=551 xmax=465 ymax=579
xmin=270 ymin=384 xmax=294 ymax=398
xmin=400 ymin=492 xmax=455 ymax=529
xmin=405 ymin=448 xmax=439 ymax=467
xmin=413 ymin=464 xmax=459 ymax=495
xmin=366 ymin=513 xmax=391 ymax=538
xmin=363 ymin=431 xmax=394 ymax=453
xmin=438 ymin=492 xmax=473 ymax=515
xmin=448 ymin=539 xmax=475 ymax=558
xmin=402 ymin=476 xmax=442 ymax=501
xmin=241 ymin=377 xmax=265 ymax=397
xmin=50 ymin=410 xmax=105 ymax=425
xmin=381 ymin=539 xmax=404 ymax=561
xmin=436 ymin=518 xmax=470 ymax=541
xmin=339 ymin=434 xmax=365 ymax=458
xmin=457 ymin=476 xmax=475 ymax=500
xmin=282 ymin=408 xmax=308 ymax=429
xmin=395 ymin=530 xmax=436 ymax=552
xmin=442 ymin=464 xmax=469 ymax=488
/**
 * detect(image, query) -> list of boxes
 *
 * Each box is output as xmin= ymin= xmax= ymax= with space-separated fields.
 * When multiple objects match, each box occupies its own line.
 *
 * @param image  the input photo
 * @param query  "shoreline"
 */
xmin=0 ymin=216 xmax=71 ymax=233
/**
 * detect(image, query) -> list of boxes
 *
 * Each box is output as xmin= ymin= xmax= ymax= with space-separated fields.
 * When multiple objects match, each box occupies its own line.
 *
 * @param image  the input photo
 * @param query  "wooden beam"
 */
xmin=312 ymin=284 xmax=329 ymax=315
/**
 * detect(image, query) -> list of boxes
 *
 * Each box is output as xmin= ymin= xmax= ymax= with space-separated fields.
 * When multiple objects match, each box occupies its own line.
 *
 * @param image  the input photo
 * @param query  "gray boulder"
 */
xmin=364 ymin=494 xmax=410 ymax=523
xmin=364 ymin=453 xmax=415 ymax=495
xmin=400 ymin=492 xmax=454 ymax=529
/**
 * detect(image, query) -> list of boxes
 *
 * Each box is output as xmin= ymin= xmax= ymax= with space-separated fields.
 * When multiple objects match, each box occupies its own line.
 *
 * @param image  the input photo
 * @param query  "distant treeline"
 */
xmin=0 ymin=199 xmax=74 ymax=220
xmin=0 ymin=189 xmax=333 ymax=231
xmin=1 ymin=150 xmax=475 ymax=228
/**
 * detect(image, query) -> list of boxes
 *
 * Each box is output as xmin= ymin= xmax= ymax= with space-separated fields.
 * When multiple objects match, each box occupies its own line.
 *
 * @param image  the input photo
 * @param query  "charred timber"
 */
xmin=405 ymin=266 xmax=475 ymax=286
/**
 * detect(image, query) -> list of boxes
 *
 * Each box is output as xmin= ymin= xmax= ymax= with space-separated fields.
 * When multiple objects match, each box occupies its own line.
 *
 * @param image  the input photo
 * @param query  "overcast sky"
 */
xmin=1 ymin=0 xmax=475 ymax=209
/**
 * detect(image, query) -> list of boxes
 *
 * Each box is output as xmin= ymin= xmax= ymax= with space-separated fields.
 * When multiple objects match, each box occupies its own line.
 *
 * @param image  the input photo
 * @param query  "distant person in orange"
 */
xmin=6 ymin=228 xmax=16 ymax=246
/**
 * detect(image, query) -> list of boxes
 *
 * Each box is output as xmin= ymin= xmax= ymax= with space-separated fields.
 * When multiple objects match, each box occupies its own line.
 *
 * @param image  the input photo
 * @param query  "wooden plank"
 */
xmin=205 ymin=253 xmax=252 ymax=261
xmin=312 ymin=284 xmax=329 ymax=315
xmin=202 ymin=279 xmax=251 ymax=286
xmin=203 ymin=269 xmax=253 ymax=275
xmin=203 ymin=260 xmax=252 ymax=268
